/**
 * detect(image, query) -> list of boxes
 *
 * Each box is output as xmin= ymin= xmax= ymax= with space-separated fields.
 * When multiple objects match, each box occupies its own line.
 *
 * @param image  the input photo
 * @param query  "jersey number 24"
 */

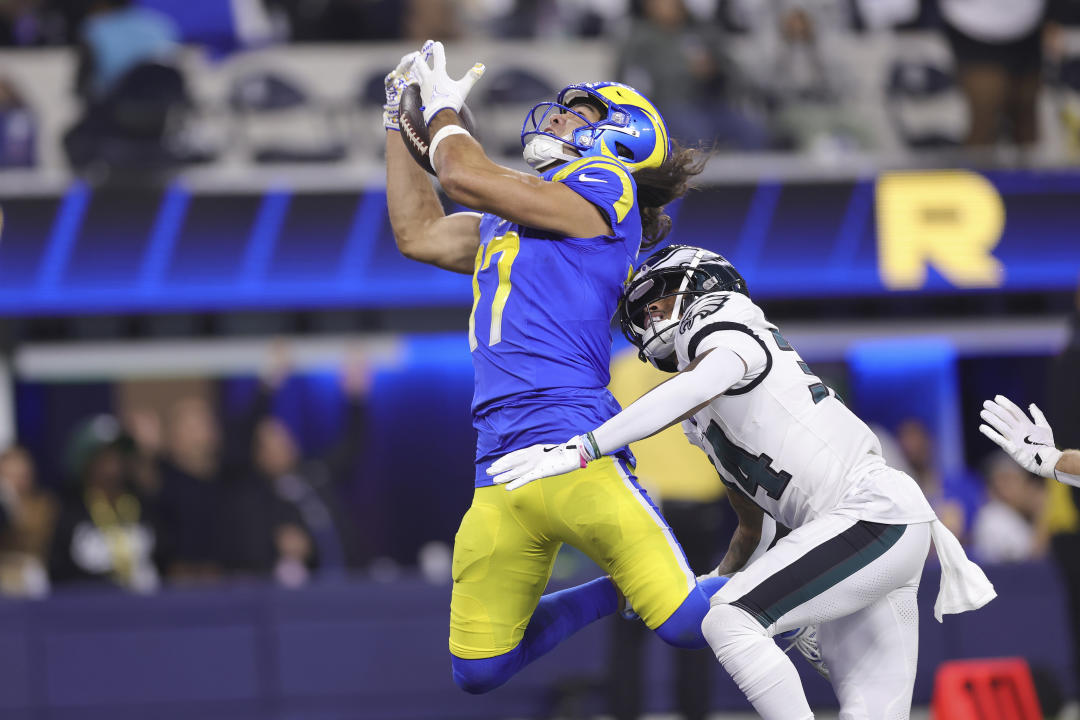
xmin=704 ymin=421 xmax=793 ymax=501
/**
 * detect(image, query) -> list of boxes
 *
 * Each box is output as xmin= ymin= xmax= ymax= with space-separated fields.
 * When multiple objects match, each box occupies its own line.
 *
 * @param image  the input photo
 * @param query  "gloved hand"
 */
xmin=488 ymin=436 xmax=590 ymax=490
xmin=383 ymin=50 xmax=421 ymax=131
xmin=410 ymin=40 xmax=485 ymax=126
xmin=979 ymin=395 xmax=1062 ymax=479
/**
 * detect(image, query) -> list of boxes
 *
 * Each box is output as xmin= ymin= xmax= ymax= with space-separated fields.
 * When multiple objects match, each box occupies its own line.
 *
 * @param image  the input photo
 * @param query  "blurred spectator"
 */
xmin=139 ymin=0 xmax=277 ymax=54
xmin=154 ymin=396 xmax=229 ymax=583
xmin=940 ymin=0 xmax=1066 ymax=148
xmin=402 ymin=0 xmax=460 ymax=42
xmin=616 ymin=0 xmax=771 ymax=148
xmin=63 ymin=0 xmax=195 ymax=171
xmin=897 ymin=417 xmax=968 ymax=538
xmin=0 ymin=76 xmax=36 ymax=167
xmin=0 ymin=0 xmax=43 ymax=46
xmin=224 ymin=344 xmax=372 ymax=583
xmin=0 ymin=446 xmax=56 ymax=597
xmin=74 ymin=0 xmax=180 ymax=101
xmin=1049 ymin=279 xmax=1080 ymax=698
xmin=267 ymin=0 xmax=407 ymax=41
xmin=971 ymin=450 xmax=1048 ymax=563
xmin=726 ymin=0 xmax=876 ymax=153
xmin=49 ymin=415 xmax=159 ymax=593
xmin=121 ymin=405 xmax=163 ymax=499
xmin=227 ymin=415 xmax=316 ymax=587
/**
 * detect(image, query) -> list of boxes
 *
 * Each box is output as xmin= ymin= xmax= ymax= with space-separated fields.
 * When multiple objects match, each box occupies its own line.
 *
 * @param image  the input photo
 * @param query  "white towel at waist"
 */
xmin=931 ymin=518 xmax=997 ymax=622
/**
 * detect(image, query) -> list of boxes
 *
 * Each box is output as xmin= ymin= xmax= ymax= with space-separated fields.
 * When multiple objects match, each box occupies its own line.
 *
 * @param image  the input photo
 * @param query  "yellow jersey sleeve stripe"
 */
xmin=552 ymin=157 xmax=636 ymax=225
xmin=586 ymin=159 xmax=635 ymax=224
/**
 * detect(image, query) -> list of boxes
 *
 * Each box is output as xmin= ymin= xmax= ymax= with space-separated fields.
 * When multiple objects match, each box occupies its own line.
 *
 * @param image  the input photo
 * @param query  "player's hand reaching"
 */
xmin=488 ymin=436 xmax=590 ymax=490
xmin=411 ymin=40 xmax=485 ymax=126
xmin=383 ymin=50 xmax=420 ymax=131
xmin=979 ymin=395 xmax=1062 ymax=479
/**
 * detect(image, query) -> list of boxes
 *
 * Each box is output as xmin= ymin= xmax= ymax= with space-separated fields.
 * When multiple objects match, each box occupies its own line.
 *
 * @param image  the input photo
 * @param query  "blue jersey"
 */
xmin=471 ymin=156 xmax=642 ymax=485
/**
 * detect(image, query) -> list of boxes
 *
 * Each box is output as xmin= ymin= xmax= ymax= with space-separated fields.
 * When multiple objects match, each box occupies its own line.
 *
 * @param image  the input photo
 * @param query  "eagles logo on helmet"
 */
xmin=618 ymin=245 xmax=748 ymax=372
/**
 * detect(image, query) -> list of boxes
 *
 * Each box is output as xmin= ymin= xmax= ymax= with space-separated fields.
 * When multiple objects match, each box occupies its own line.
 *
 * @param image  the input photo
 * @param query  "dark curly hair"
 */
xmin=633 ymin=142 xmax=709 ymax=250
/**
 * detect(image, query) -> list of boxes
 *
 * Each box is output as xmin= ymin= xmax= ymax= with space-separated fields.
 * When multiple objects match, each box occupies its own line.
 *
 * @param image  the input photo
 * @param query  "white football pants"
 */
xmin=702 ymin=514 xmax=932 ymax=720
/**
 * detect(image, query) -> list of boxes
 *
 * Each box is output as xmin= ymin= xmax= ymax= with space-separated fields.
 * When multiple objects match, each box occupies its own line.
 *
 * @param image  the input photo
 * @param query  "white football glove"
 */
xmin=383 ymin=50 xmax=420 ymax=131
xmin=979 ymin=395 xmax=1062 ymax=479
xmin=410 ymin=40 xmax=485 ymax=126
xmin=487 ymin=436 xmax=590 ymax=490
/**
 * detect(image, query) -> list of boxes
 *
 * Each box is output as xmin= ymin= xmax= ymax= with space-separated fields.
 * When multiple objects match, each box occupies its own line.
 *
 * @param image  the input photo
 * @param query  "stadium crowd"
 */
xmin=0 ymin=344 xmax=373 ymax=596
xmin=3 ymin=0 xmax=1080 ymax=170
xmin=0 ymin=295 xmax=1075 ymax=599
xmin=0 ymin=0 xmax=1078 ymax=715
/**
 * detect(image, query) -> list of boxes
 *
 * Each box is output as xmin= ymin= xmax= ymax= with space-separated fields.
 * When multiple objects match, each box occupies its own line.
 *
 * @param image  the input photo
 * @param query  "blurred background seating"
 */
xmin=0 ymin=0 xmax=1079 ymax=717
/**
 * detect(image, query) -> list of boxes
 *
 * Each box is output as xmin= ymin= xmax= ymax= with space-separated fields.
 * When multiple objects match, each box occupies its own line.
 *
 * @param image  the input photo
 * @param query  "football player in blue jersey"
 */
xmin=383 ymin=42 xmax=726 ymax=694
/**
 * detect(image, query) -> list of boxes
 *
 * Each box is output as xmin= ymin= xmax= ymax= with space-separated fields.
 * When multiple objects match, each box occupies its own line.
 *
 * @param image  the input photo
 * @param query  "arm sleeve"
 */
xmin=695 ymin=329 xmax=769 ymax=381
xmin=591 ymin=346 xmax=748 ymax=456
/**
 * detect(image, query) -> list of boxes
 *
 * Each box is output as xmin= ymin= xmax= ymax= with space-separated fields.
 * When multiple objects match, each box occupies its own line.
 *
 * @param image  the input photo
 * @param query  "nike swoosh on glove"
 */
xmin=979 ymin=394 xmax=1062 ymax=478
xmin=487 ymin=436 xmax=589 ymax=490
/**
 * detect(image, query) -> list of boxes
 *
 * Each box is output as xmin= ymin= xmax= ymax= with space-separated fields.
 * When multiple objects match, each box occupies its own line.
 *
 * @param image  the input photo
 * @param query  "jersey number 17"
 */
xmin=469 ymin=233 xmax=520 ymax=350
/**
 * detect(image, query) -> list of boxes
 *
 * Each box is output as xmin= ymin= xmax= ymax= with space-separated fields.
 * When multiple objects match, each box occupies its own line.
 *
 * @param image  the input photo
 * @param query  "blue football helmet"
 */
xmin=521 ymin=81 xmax=670 ymax=173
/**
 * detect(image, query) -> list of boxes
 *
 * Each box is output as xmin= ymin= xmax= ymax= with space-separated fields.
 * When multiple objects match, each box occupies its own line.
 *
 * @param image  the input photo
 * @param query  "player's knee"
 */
xmin=654 ymin=578 xmax=727 ymax=650
xmin=655 ymin=614 xmax=706 ymax=649
xmin=701 ymin=602 xmax=767 ymax=663
xmin=450 ymin=654 xmax=507 ymax=695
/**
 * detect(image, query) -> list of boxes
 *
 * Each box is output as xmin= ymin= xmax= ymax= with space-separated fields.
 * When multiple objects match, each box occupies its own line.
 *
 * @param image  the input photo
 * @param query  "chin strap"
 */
xmin=523 ymin=135 xmax=580 ymax=170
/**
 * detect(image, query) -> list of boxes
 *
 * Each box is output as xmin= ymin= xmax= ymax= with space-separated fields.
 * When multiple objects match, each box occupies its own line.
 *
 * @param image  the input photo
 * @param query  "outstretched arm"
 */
xmin=488 ymin=347 xmax=749 ymax=489
xmin=427 ymin=111 xmax=610 ymax=239
xmin=588 ymin=348 xmax=746 ymax=459
xmin=409 ymin=41 xmax=611 ymax=239
xmin=386 ymin=128 xmax=482 ymax=274
xmin=383 ymin=49 xmax=481 ymax=274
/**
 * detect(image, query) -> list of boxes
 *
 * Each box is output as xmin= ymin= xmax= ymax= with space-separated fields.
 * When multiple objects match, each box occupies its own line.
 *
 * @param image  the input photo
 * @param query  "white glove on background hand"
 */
xmin=488 ymin=436 xmax=589 ymax=490
xmin=411 ymin=39 xmax=485 ymax=126
xmin=383 ymin=50 xmax=420 ymax=131
xmin=979 ymin=395 xmax=1062 ymax=479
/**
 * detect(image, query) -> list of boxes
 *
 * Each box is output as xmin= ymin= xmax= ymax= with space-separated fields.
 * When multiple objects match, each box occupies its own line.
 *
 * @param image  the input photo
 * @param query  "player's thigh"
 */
xmin=546 ymin=456 xmax=696 ymax=629
xmin=449 ymin=486 xmax=559 ymax=659
xmin=818 ymin=585 xmax=921 ymax=720
xmin=712 ymin=516 xmax=930 ymax=636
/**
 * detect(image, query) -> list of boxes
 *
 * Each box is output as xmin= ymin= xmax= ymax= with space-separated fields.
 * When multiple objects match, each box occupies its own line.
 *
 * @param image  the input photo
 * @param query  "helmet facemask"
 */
xmin=520 ymin=89 xmax=640 ymax=171
xmin=620 ymin=252 xmax=707 ymax=372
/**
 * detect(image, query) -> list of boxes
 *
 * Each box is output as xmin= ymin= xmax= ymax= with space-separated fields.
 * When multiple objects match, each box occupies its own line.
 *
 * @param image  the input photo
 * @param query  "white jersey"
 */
xmin=674 ymin=291 xmax=937 ymax=530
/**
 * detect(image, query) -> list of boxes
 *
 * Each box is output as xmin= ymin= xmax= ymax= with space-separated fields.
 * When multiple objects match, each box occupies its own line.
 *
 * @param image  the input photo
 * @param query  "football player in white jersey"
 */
xmin=489 ymin=245 xmax=997 ymax=720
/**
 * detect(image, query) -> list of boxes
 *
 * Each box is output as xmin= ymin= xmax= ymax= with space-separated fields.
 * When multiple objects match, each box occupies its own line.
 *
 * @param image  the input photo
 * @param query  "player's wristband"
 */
xmin=583 ymin=431 xmax=602 ymax=461
xmin=428 ymin=124 xmax=471 ymax=174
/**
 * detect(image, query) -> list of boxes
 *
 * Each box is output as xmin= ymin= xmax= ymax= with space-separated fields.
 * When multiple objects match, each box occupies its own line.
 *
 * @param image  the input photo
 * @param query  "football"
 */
xmin=399 ymin=83 xmax=478 ymax=176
